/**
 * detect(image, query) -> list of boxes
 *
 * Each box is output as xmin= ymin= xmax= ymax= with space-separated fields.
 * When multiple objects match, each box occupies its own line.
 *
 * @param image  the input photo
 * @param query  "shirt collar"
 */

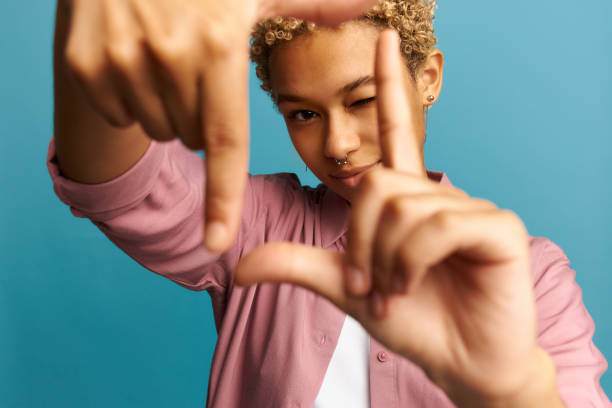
xmin=320 ymin=170 xmax=454 ymax=249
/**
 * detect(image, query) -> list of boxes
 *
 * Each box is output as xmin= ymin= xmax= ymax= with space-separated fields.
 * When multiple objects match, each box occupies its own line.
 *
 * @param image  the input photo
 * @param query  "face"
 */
xmin=269 ymin=21 xmax=430 ymax=202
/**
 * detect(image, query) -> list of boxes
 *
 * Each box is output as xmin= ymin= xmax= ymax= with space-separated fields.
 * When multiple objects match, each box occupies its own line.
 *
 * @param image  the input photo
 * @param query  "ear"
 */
xmin=417 ymin=49 xmax=444 ymax=105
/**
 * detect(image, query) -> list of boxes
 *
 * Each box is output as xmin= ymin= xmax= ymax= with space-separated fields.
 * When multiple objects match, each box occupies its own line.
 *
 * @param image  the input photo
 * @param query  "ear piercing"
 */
xmin=335 ymin=154 xmax=350 ymax=167
xmin=424 ymin=95 xmax=435 ymax=132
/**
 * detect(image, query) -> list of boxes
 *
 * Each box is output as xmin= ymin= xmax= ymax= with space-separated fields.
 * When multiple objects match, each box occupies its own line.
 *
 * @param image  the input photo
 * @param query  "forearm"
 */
xmin=53 ymin=1 xmax=151 ymax=185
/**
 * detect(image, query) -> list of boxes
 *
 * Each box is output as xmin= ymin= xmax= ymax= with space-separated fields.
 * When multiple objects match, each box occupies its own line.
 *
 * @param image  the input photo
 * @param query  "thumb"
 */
xmin=234 ymin=242 xmax=349 ymax=310
xmin=269 ymin=0 xmax=379 ymax=26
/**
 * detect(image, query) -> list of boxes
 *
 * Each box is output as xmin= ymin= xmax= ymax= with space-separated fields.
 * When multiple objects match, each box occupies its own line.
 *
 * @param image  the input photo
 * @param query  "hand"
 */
xmin=59 ymin=0 xmax=378 ymax=252
xmin=235 ymin=31 xmax=560 ymax=407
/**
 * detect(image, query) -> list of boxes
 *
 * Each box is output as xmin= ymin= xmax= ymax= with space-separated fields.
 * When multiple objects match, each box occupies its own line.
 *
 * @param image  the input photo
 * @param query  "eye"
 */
xmin=289 ymin=110 xmax=319 ymax=122
xmin=351 ymin=96 xmax=376 ymax=108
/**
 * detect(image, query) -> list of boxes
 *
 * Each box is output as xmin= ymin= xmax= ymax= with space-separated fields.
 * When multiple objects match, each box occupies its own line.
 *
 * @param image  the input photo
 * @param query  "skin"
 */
xmin=271 ymin=21 xmax=431 ymax=203
xmin=235 ymin=27 xmax=567 ymax=407
xmin=58 ymin=0 xmax=379 ymax=253
xmin=57 ymin=0 xmax=566 ymax=404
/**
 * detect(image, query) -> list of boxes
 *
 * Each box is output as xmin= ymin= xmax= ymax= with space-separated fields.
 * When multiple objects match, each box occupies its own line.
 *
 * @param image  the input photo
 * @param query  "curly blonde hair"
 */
xmin=249 ymin=0 xmax=438 ymax=96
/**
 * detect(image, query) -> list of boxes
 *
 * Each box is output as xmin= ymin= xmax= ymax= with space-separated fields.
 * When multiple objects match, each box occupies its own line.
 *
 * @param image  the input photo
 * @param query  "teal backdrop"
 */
xmin=1 ymin=1 xmax=610 ymax=406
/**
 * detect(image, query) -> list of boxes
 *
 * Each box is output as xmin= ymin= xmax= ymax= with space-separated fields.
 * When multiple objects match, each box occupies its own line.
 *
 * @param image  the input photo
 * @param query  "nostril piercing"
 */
xmin=334 ymin=154 xmax=349 ymax=166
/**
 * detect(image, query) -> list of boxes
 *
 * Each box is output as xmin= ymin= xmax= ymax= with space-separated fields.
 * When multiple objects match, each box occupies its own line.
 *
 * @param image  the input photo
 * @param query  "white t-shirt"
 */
xmin=313 ymin=314 xmax=370 ymax=407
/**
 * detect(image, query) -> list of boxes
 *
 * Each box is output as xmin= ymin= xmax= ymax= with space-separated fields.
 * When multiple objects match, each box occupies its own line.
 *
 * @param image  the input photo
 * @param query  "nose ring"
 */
xmin=335 ymin=154 xmax=349 ymax=167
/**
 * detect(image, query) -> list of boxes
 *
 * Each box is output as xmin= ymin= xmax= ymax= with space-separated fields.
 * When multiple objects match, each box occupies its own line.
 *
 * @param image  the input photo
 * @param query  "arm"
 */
xmin=233 ymin=31 xmax=611 ymax=408
xmin=531 ymin=237 xmax=611 ymax=407
xmin=455 ymin=236 xmax=611 ymax=408
xmin=49 ymin=0 xmax=320 ymax=302
xmin=50 ymin=3 xmax=238 ymax=299
xmin=53 ymin=0 xmax=379 ymax=252
xmin=53 ymin=2 xmax=151 ymax=185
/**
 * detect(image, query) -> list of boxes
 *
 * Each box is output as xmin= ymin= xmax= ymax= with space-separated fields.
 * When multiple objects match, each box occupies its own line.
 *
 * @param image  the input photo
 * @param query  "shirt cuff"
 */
xmin=46 ymin=135 xmax=166 ymax=220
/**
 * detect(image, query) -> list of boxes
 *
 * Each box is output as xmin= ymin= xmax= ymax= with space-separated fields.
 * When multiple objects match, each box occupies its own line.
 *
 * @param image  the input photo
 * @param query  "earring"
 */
xmin=424 ymin=95 xmax=435 ymax=134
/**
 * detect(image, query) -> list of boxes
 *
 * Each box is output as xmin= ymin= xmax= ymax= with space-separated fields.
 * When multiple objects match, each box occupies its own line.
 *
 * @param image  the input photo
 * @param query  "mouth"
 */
xmin=329 ymin=160 xmax=382 ymax=188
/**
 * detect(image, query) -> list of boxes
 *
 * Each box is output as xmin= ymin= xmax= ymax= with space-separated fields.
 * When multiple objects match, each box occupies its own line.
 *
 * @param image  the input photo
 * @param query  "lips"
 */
xmin=329 ymin=160 xmax=381 ymax=188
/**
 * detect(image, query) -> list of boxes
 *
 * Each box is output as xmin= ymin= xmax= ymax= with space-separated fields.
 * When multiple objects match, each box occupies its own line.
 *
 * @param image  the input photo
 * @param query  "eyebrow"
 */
xmin=340 ymin=75 xmax=375 ymax=94
xmin=275 ymin=75 xmax=375 ymax=104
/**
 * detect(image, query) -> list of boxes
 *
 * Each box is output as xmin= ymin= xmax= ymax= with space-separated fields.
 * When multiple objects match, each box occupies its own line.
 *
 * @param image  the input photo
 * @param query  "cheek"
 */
xmin=288 ymin=126 xmax=324 ymax=164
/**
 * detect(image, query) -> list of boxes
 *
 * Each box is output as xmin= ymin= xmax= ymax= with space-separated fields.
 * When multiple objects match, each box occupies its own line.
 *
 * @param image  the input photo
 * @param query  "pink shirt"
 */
xmin=47 ymin=137 xmax=611 ymax=407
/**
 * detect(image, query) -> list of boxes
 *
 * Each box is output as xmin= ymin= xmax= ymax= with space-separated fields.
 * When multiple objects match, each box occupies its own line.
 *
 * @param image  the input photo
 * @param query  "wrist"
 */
xmin=455 ymin=347 xmax=565 ymax=408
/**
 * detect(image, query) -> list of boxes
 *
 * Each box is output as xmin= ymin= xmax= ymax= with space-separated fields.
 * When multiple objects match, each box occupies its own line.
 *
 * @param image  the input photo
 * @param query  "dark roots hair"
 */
xmin=249 ymin=0 xmax=438 ymax=96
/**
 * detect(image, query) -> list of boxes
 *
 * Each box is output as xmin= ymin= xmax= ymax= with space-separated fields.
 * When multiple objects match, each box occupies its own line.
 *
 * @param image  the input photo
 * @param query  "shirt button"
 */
xmin=377 ymin=351 xmax=389 ymax=362
xmin=319 ymin=335 xmax=327 ymax=345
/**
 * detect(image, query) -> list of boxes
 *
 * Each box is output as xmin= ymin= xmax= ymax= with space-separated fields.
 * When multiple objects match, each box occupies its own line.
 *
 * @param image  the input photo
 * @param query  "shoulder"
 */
xmin=249 ymin=172 xmax=327 ymax=205
xmin=527 ymin=236 xmax=574 ymax=284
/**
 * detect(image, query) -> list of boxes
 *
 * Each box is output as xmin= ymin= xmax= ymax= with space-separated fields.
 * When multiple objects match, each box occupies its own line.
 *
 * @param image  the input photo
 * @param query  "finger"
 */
xmin=137 ymin=4 xmax=202 ymax=149
xmin=396 ymin=210 xmax=530 ymax=294
xmin=344 ymin=169 xmax=443 ymax=296
xmin=201 ymin=52 xmax=250 ymax=253
xmin=96 ymin=2 xmax=177 ymax=139
xmin=370 ymin=290 xmax=389 ymax=319
xmin=143 ymin=41 xmax=202 ymax=148
xmin=235 ymin=243 xmax=350 ymax=311
xmin=372 ymin=194 xmax=496 ymax=295
xmin=151 ymin=60 xmax=202 ymax=150
xmin=64 ymin=3 xmax=134 ymax=127
xmin=375 ymin=30 xmax=425 ymax=176
xmin=110 ymin=45 xmax=179 ymax=141
xmin=269 ymin=0 xmax=378 ymax=26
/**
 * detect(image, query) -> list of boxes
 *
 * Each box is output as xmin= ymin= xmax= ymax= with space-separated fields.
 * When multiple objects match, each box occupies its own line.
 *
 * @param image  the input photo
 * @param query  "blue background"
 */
xmin=1 ymin=1 xmax=610 ymax=406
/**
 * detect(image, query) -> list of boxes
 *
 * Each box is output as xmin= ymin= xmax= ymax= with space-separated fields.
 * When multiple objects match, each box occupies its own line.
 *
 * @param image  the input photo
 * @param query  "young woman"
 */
xmin=49 ymin=0 xmax=610 ymax=406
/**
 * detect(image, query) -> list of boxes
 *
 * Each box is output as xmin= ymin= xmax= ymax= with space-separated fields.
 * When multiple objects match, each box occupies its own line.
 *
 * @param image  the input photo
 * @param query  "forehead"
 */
xmin=269 ymin=22 xmax=380 ymax=96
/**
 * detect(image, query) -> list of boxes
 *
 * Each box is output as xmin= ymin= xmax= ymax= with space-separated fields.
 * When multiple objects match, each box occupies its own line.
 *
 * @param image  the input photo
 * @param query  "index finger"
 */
xmin=201 ymin=52 xmax=250 ymax=253
xmin=375 ymin=30 xmax=426 ymax=176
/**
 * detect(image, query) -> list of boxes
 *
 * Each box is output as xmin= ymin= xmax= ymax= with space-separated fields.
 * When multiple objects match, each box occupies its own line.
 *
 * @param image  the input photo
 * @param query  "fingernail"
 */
xmin=371 ymin=291 xmax=385 ymax=318
xmin=204 ymin=221 xmax=227 ymax=253
xmin=346 ymin=265 xmax=365 ymax=294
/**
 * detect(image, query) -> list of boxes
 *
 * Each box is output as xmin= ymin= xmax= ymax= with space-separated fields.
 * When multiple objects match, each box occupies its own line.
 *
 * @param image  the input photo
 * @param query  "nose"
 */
xmin=324 ymin=113 xmax=360 ymax=162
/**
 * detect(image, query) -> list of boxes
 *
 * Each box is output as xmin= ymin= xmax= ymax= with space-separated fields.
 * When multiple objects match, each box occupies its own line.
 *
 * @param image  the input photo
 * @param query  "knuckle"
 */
xmin=204 ymin=124 xmax=242 ymax=154
xmin=430 ymin=210 xmax=456 ymax=231
xmin=359 ymin=169 xmax=385 ymax=195
xmin=148 ymin=35 xmax=192 ymax=70
xmin=500 ymin=209 xmax=527 ymax=234
xmin=476 ymin=198 xmax=497 ymax=209
xmin=376 ymin=70 xmax=399 ymax=87
xmin=447 ymin=186 xmax=469 ymax=198
xmin=64 ymin=47 xmax=102 ymax=83
xmin=106 ymin=40 xmax=141 ymax=70
xmin=378 ymin=120 xmax=401 ymax=137
xmin=201 ymin=25 xmax=234 ymax=59
xmin=383 ymin=197 xmax=409 ymax=220
xmin=498 ymin=208 xmax=518 ymax=224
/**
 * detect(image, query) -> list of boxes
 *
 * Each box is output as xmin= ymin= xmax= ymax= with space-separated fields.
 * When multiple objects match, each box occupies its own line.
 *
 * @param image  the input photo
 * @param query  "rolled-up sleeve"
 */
xmin=46 ymin=137 xmax=261 ymax=297
xmin=530 ymin=236 xmax=611 ymax=407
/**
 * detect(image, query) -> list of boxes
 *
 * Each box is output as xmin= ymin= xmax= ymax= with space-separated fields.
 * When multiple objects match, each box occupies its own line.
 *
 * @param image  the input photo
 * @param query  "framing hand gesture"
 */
xmin=60 ymin=0 xmax=378 ymax=253
xmin=235 ymin=31 xmax=564 ymax=407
